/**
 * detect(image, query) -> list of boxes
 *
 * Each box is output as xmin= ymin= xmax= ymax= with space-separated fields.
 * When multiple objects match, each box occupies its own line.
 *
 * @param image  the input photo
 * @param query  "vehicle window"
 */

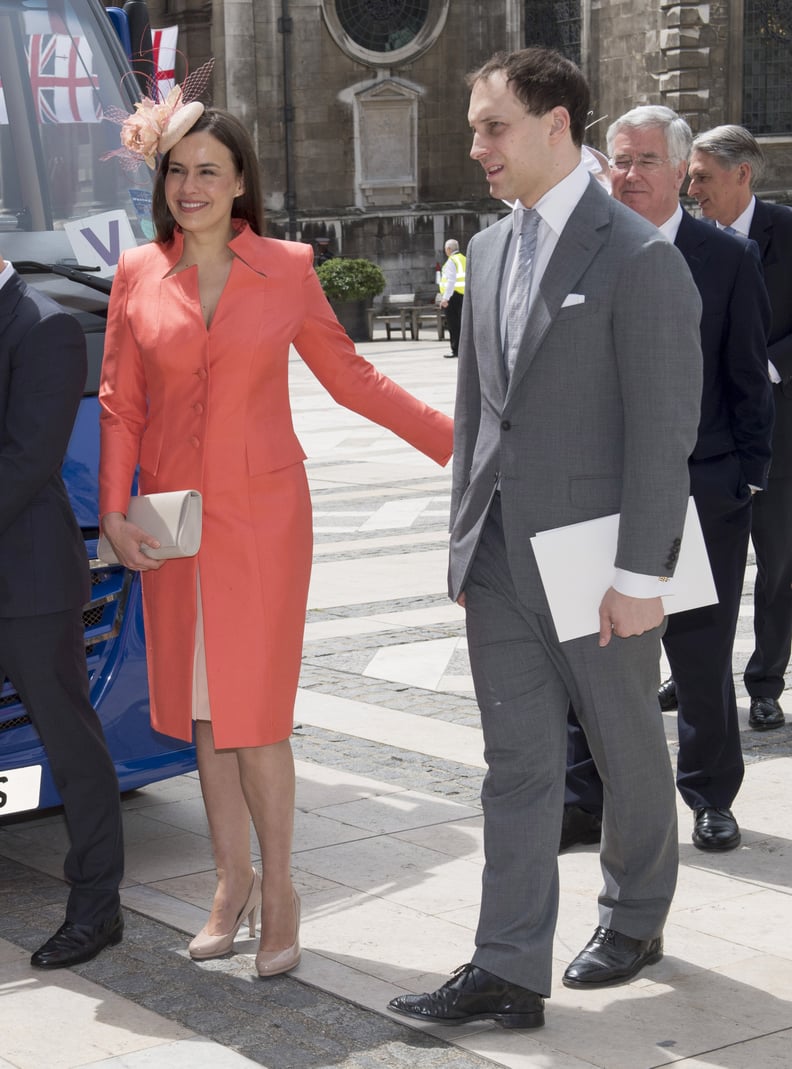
xmin=0 ymin=0 xmax=154 ymax=238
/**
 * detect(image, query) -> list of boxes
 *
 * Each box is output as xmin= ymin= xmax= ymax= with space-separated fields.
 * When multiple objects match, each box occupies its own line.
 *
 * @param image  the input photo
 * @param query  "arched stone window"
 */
xmin=322 ymin=0 xmax=449 ymax=67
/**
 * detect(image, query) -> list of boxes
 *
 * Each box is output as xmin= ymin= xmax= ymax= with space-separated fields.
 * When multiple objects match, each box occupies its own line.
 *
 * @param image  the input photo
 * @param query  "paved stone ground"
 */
xmin=2 ymin=347 xmax=790 ymax=1068
xmin=0 ymin=858 xmax=493 ymax=1069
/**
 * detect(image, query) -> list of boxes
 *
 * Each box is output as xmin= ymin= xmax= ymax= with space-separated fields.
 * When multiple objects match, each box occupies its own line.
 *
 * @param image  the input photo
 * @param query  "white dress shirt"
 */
xmin=0 ymin=258 xmax=14 ymax=292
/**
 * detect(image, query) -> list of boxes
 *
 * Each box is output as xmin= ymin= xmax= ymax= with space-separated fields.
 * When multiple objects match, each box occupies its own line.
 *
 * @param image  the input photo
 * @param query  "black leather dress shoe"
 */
xmin=657 ymin=677 xmax=678 ymax=711
xmin=31 ymin=911 xmax=124 ymax=969
xmin=559 ymin=805 xmax=602 ymax=852
xmin=562 ymin=926 xmax=663 ymax=988
xmin=388 ymin=963 xmax=544 ymax=1029
xmin=748 ymin=696 xmax=785 ymax=731
xmin=692 ymin=807 xmax=741 ymax=851
xmin=443 ymin=352 xmax=458 ymax=359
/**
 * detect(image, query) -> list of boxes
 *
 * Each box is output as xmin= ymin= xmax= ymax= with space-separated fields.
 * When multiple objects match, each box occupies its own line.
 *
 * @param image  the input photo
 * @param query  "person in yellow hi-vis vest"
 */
xmin=438 ymin=238 xmax=466 ymax=358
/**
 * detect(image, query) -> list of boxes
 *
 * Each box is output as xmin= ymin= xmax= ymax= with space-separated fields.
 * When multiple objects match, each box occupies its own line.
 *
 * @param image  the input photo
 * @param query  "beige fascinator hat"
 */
xmin=104 ymin=59 xmax=214 ymax=171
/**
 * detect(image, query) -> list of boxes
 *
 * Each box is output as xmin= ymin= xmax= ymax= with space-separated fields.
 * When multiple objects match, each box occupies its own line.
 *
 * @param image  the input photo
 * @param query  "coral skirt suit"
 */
xmin=98 ymin=222 xmax=453 ymax=748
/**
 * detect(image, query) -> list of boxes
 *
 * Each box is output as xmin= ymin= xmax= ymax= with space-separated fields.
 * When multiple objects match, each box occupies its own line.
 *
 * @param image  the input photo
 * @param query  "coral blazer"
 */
xmin=99 ymin=223 xmax=452 ymax=747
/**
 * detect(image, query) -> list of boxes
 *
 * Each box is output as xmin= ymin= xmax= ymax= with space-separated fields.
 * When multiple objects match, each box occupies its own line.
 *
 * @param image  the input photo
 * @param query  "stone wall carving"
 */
xmin=355 ymin=81 xmax=419 ymax=207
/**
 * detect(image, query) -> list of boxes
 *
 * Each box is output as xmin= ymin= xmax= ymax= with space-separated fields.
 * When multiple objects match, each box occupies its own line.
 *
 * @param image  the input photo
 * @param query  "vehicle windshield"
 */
xmin=0 ymin=0 xmax=154 ymax=237
xmin=0 ymin=0 xmax=156 ymax=394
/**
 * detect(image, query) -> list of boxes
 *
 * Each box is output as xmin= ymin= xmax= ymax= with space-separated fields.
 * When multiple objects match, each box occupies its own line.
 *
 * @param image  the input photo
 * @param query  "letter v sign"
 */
xmin=64 ymin=209 xmax=138 ymax=277
xmin=80 ymin=218 xmax=121 ymax=266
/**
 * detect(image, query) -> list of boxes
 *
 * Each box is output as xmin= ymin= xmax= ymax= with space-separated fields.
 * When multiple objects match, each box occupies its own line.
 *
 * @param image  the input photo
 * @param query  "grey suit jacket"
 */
xmin=448 ymin=177 xmax=704 ymax=608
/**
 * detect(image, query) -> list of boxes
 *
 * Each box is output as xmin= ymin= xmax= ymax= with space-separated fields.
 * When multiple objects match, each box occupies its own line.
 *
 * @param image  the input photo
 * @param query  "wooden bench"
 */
xmin=368 ymin=293 xmax=416 ymax=339
xmin=411 ymin=302 xmax=446 ymax=341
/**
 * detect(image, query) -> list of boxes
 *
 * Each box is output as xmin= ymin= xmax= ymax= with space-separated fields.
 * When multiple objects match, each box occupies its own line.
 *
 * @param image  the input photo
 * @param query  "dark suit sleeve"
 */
xmin=763 ymin=208 xmax=792 ymax=383
xmin=724 ymin=242 xmax=774 ymax=488
xmin=0 ymin=307 xmax=87 ymax=535
xmin=768 ymin=329 xmax=792 ymax=383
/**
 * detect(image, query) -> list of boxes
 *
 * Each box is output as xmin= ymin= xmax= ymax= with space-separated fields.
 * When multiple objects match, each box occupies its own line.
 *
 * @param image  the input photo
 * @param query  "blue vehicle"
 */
xmin=0 ymin=0 xmax=196 ymax=816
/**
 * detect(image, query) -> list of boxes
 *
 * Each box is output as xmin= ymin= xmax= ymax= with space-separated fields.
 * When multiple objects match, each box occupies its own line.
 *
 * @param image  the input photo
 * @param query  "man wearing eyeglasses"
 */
xmin=565 ymin=106 xmax=774 ymax=856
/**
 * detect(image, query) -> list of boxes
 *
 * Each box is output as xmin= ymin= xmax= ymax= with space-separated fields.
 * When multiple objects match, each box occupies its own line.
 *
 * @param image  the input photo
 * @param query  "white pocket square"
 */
xmin=561 ymin=293 xmax=586 ymax=307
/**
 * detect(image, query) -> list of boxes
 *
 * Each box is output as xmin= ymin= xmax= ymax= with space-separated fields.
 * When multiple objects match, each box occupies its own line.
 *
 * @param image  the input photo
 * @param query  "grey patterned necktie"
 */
xmin=723 ymin=224 xmax=738 ymax=236
xmin=505 ymin=206 xmax=541 ymax=373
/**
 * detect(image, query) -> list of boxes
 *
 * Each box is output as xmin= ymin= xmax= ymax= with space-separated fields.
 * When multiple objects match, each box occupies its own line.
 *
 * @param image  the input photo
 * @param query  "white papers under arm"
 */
xmin=529 ymin=497 xmax=717 ymax=642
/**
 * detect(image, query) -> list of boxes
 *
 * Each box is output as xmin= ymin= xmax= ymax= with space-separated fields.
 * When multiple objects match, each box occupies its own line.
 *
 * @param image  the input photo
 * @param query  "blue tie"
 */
xmin=723 ymin=225 xmax=738 ymax=236
xmin=505 ymin=207 xmax=541 ymax=374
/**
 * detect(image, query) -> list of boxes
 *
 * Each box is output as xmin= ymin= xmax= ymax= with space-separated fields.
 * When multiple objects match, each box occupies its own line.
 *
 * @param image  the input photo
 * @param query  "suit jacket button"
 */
xmin=501 ymin=420 xmax=511 ymax=431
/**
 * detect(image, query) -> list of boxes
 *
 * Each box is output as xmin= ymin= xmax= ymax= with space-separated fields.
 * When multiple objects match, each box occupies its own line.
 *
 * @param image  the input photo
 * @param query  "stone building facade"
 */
xmin=142 ymin=1 xmax=792 ymax=293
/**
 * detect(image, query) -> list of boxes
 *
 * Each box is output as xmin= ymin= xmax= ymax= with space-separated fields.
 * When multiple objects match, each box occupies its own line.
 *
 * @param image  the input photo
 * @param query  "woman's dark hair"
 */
xmin=467 ymin=47 xmax=590 ymax=148
xmin=152 ymin=107 xmax=265 ymax=243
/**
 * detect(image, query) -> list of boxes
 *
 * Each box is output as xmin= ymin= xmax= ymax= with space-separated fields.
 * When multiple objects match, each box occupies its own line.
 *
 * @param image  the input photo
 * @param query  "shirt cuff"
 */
xmin=769 ymin=360 xmax=781 ymax=384
xmin=613 ymin=567 xmax=675 ymax=598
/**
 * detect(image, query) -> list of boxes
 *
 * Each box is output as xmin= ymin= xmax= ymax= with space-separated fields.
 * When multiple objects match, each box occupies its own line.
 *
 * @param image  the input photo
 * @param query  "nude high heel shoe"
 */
xmin=255 ymin=889 xmax=301 ymax=977
xmin=189 ymin=869 xmax=261 ymax=960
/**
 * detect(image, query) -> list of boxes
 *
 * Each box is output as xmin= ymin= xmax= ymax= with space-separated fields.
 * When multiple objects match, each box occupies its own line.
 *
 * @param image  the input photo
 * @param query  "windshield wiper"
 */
xmin=14 ymin=261 xmax=113 ymax=296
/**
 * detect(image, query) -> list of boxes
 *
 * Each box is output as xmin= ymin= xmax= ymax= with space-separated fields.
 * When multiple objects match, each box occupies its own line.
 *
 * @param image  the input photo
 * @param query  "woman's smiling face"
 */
xmin=164 ymin=131 xmax=244 ymax=237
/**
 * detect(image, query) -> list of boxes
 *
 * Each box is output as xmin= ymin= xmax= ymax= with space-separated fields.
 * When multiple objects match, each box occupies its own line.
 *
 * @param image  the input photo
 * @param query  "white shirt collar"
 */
xmin=0 ymin=259 xmax=15 ymax=292
xmin=512 ymin=159 xmax=592 ymax=238
xmin=657 ymin=203 xmax=684 ymax=243
xmin=715 ymin=195 xmax=756 ymax=237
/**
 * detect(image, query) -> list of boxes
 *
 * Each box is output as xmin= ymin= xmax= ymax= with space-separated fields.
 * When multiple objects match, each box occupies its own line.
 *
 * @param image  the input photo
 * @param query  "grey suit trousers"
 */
xmin=466 ymin=497 xmax=678 ymax=995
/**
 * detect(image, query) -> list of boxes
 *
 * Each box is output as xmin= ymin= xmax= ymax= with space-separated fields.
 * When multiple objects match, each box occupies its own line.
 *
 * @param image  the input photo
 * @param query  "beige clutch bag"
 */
xmin=98 ymin=490 xmax=203 ymax=565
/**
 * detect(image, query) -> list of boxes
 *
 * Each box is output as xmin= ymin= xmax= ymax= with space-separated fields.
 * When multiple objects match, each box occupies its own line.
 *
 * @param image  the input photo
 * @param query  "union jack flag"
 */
xmin=0 ymin=34 xmax=100 ymax=125
xmin=28 ymin=34 xmax=101 ymax=123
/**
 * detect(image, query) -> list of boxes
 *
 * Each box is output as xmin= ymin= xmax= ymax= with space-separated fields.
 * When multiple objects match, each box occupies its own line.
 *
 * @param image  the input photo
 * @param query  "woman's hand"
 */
xmin=101 ymin=511 xmax=164 ymax=571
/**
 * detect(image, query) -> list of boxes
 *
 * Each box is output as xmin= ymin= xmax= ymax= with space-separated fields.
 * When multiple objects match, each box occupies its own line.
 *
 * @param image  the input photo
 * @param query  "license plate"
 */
xmin=0 ymin=765 xmax=42 ymax=815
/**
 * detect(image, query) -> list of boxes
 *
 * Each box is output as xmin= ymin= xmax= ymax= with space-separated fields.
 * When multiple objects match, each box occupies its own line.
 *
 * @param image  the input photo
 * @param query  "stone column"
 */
xmin=658 ymin=2 xmax=727 ymax=131
xmin=211 ymin=0 xmax=259 ymax=148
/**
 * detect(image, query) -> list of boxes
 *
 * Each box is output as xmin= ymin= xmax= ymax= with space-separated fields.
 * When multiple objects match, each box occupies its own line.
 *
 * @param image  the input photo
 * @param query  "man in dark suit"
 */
xmin=0 ymin=253 xmax=124 ymax=968
xmin=564 ymin=106 xmax=774 ymax=856
xmin=688 ymin=125 xmax=792 ymax=732
xmin=388 ymin=51 xmax=702 ymax=1030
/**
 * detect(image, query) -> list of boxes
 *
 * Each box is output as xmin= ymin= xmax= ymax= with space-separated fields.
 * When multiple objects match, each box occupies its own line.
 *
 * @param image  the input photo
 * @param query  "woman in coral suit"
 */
xmin=98 ymin=107 xmax=453 ymax=978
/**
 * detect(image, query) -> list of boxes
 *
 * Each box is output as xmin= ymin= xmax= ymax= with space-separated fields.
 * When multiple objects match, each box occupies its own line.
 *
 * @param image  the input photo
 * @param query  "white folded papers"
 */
xmin=530 ymin=497 xmax=717 ymax=642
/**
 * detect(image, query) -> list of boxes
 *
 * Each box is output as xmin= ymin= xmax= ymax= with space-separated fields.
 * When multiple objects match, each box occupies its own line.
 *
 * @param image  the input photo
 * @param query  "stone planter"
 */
xmin=330 ymin=298 xmax=372 ymax=342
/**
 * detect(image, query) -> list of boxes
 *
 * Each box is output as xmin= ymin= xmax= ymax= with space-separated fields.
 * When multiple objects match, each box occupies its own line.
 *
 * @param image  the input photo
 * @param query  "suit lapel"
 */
xmin=748 ymin=199 xmax=773 ymax=262
xmin=505 ymin=179 xmax=609 ymax=406
xmin=0 ymin=272 xmax=23 ymax=335
xmin=674 ymin=209 xmax=710 ymax=281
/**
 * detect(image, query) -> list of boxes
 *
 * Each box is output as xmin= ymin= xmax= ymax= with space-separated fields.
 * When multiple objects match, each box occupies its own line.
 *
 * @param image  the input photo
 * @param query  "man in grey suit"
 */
xmin=388 ymin=48 xmax=702 ymax=1030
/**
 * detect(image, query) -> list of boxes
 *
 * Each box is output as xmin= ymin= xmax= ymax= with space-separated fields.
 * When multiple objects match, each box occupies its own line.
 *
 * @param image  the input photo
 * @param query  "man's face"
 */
xmin=468 ymin=71 xmax=563 ymax=207
xmin=609 ymin=125 xmax=688 ymax=227
xmin=687 ymin=149 xmax=751 ymax=225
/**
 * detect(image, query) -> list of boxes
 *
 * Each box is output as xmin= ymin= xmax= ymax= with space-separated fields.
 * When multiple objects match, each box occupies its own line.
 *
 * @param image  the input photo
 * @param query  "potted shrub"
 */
xmin=316 ymin=257 xmax=386 ymax=341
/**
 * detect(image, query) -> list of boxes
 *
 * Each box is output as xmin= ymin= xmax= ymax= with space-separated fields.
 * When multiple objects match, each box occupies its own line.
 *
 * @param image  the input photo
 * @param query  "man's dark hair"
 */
xmin=152 ymin=108 xmax=265 ymax=243
xmin=467 ymin=47 xmax=590 ymax=147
